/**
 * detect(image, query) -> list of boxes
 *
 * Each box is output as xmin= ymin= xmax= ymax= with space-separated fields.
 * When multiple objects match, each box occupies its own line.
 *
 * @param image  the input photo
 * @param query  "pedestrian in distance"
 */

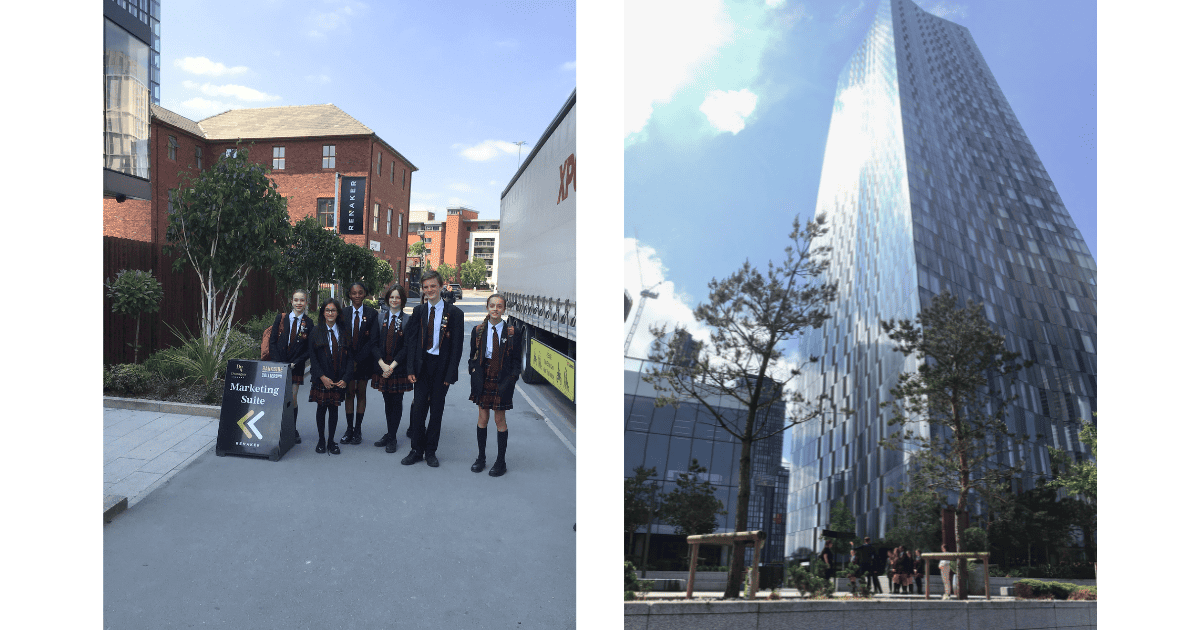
xmin=402 ymin=270 xmax=465 ymax=468
xmin=309 ymin=298 xmax=353 ymax=455
xmin=939 ymin=543 xmax=956 ymax=599
xmin=847 ymin=547 xmax=862 ymax=595
xmin=894 ymin=546 xmax=913 ymax=594
xmin=340 ymin=281 xmax=379 ymax=446
xmin=268 ymin=289 xmax=314 ymax=444
xmin=371 ymin=283 xmax=412 ymax=453
xmin=820 ymin=540 xmax=836 ymax=582
xmin=913 ymin=548 xmax=925 ymax=595
xmin=861 ymin=536 xmax=883 ymax=593
xmin=467 ymin=294 xmax=523 ymax=477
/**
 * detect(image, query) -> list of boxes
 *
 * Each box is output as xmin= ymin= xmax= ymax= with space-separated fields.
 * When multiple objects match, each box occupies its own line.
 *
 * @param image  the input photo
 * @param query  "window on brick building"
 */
xmin=224 ymin=148 xmax=237 ymax=158
xmin=168 ymin=136 xmax=177 ymax=160
xmin=323 ymin=145 xmax=336 ymax=168
xmin=373 ymin=203 xmax=380 ymax=231
xmin=195 ymin=146 xmax=203 ymax=169
xmin=273 ymin=146 xmax=285 ymax=170
xmin=391 ymin=161 xmax=395 ymax=183
xmin=317 ymin=198 xmax=335 ymax=228
xmin=386 ymin=209 xmax=392 ymax=235
xmin=376 ymin=152 xmax=382 ymax=175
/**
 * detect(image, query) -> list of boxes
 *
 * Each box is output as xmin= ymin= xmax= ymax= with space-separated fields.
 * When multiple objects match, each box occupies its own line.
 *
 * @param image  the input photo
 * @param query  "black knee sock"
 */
xmin=345 ymin=410 xmax=353 ymax=430
xmin=355 ymin=412 xmax=364 ymax=430
xmin=327 ymin=407 xmax=339 ymax=443
xmin=316 ymin=406 xmax=327 ymax=441
xmin=477 ymin=426 xmax=487 ymax=459
xmin=496 ymin=429 xmax=508 ymax=463
xmin=385 ymin=394 xmax=401 ymax=437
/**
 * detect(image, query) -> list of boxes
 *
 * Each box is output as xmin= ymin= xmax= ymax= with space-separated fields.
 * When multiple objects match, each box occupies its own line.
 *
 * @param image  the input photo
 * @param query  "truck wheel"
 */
xmin=521 ymin=328 xmax=546 ymax=384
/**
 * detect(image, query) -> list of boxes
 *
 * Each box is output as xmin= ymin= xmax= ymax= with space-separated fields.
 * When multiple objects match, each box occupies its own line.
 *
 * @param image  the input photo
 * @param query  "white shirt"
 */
xmin=425 ymin=298 xmax=443 ymax=355
xmin=485 ymin=319 xmax=505 ymax=359
xmin=327 ymin=324 xmax=340 ymax=353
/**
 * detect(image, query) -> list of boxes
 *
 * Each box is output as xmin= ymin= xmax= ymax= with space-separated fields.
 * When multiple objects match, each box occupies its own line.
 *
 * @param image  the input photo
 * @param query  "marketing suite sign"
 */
xmin=339 ymin=176 xmax=365 ymax=235
xmin=215 ymin=360 xmax=296 ymax=461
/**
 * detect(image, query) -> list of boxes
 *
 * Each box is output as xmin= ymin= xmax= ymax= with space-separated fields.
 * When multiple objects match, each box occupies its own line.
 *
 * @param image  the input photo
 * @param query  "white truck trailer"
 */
xmin=498 ymin=90 xmax=575 ymax=402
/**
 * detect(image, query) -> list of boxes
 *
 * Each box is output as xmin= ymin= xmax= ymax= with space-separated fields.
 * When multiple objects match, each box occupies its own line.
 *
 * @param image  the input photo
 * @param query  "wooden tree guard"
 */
xmin=920 ymin=551 xmax=991 ymax=600
xmin=684 ymin=531 xmax=766 ymax=599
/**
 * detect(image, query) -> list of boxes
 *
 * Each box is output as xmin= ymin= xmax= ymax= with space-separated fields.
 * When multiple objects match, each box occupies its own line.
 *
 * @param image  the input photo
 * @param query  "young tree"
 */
xmin=273 ymin=216 xmax=342 ymax=308
xmin=624 ymin=466 xmax=659 ymax=558
xmin=334 ymin=241 xmax=380 ymax=293
xmin=821 ymin=499 xmax=857 ymax=565
xmin=659 ymin=460 xmax=727 ymax=538
xmin=437 ymin=262 xmax=458 ymax=284
xmin=105 ymin=269 xmax=164 ymax=363
xmin=885 ymin=479 xmax=944 ymax=553
xmin=459 ymin=257 xmax=489 ymax=289
xmin=880 ymin=289 xmax=1030 ymax=598
xmin=643 ymin=214 xmax=839 ymax=598
xmin=1046 ymin=416 xmax=1097 ymax=563
xmin=164 ymin=146 xmax=290 ymax=371
xmin=372 ymin=257 xmax=396 ymax=294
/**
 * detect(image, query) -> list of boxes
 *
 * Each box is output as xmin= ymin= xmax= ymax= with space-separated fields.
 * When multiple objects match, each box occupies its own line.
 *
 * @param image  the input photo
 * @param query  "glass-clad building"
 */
xmin=104 ymin=0 xmax=161 ymax=200
xmin=625 ymin=360 xmax=789 ymax=568
xmin=787 ymin=0 xmax=1097 ymax=558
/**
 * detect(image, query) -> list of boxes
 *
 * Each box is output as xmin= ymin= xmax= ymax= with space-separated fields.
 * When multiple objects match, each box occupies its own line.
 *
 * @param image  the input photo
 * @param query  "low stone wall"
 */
xmin=624 ymin=599 xmax=1096 ymax=630
xmin=642 ymin=571 xmax=727 ymax=592
xmin=834 ymin=575 xmax=1096 ymax=595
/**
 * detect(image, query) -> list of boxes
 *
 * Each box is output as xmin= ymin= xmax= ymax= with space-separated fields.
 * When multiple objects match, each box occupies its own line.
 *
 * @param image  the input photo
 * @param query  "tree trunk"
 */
xmin=723 ymin=435 xmax=755 ymax=598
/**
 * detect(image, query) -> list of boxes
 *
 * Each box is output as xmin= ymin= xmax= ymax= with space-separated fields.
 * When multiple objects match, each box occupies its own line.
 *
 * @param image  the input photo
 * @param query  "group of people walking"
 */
xmin=824 ymin=537 xmax=930 ymax=596
xmin=266 ymin=270 xmax=522 ymax=477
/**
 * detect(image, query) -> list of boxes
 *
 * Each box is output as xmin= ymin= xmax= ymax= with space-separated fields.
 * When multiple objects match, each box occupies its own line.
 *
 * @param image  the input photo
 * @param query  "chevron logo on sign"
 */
xmin=237 ymin=410 xmax=265 ymax=440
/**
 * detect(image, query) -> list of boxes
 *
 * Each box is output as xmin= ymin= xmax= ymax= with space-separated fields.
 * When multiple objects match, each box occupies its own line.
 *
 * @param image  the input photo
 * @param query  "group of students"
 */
xmin=266 ymin=270 xmax=522 ymax=477
xmin=826 ymin=537 xmax=929 ymax=596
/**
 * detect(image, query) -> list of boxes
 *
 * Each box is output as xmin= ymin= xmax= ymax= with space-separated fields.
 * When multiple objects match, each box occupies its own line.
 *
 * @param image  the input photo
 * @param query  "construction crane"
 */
xmin=624 ymin=238 xmax=662 ymax=356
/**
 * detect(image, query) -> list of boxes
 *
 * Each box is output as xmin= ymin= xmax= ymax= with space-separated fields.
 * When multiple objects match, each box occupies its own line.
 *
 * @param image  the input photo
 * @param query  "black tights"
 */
xmin=315 ymin=404 xmax=340 ymax=442
xmin=383 ymin=392 xmax=405 ymax=438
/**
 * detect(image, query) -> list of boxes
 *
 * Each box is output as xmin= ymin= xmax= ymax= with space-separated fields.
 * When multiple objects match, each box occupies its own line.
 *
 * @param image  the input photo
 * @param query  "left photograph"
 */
xmin=101 ymin=1 xmax=576 ymax=627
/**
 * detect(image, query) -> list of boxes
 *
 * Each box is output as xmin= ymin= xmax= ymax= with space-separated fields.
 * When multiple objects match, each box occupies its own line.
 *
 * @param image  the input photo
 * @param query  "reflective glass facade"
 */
xmin=624 ymin=362 xmax=789 ymax=565
xmin=787 ymin=0 xmax=1097 ymax=559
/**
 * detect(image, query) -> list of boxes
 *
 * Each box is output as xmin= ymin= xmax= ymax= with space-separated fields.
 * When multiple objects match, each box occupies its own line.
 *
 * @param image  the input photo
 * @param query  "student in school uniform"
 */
xmin=268 ymin=289 xmax=314 ymax=444
xmin=339 ymin=281 xmax=379 ymax=446
xmin=308 ymin=298 xmax=353 ymax=455
xmin=467 ymin=294 xmax=523 ymax=477
xmin=370 ymin=283 xmax=412 ymax=453
xmin=402 ymin=270 xmax=464 ymax=468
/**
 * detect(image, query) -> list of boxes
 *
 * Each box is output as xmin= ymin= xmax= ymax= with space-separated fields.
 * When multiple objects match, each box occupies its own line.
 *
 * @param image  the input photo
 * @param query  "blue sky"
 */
xmin=161 ymin=0 xmax=576 ymax=222
xmin=623 ymin=0 xmax=1097 ymax=363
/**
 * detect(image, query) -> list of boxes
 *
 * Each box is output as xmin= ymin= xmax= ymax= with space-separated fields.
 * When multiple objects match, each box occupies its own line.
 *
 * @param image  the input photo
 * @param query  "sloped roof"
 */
xmin=150 ymin=103 xmax=206 ymax=137
xmin=197 ymin=104 xmax=374 ymax=139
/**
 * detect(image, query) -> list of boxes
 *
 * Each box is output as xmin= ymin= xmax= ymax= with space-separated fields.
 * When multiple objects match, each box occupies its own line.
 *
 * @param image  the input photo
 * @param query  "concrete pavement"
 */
xmin=104 ymin=293 xmax=577 ymax=628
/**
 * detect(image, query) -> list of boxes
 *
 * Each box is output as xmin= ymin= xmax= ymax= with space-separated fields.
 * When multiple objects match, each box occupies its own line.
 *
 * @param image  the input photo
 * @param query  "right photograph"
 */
xmin=623 ymin=0 xmax=1097 ymax=617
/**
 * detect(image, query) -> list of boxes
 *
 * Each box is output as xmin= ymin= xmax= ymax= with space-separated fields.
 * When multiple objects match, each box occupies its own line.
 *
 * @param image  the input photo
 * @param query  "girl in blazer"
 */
xmin=370 ymin=283 xmax=412 ymax=453
xmin=340 ymin=281 xmax=379 ymax=445
xmin=467 ymin=294 xmax=523 ymax=477
xmin=308 ymin=298 xmax=353 ymax=455
xmin=268 ymin=289 xmax=314 ymax=444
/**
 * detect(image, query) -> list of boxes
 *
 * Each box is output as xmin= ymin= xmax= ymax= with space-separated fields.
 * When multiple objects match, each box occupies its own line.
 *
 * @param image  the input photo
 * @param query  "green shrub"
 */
xmin=961 ymin=527 xmax=988 ymax=552
xmin=363 ymin=298 xmax=379 ymax=309
xmin=624 ymin=561 xmax=652 ymax=600
xmin=1013 ymin=579 xmax=1089 ymax=600
xmin=1067 ymin=586 xmax=1097 ymax=600
xmin=104 ymin=363 xmax=153 ymax=396
xmin=787 ymin=561 xmax=834 ymax=598
xmin=158 ymin=324 xmax=259 ymax=386
xmin=239 ymin=310 xmax=283 ymax=336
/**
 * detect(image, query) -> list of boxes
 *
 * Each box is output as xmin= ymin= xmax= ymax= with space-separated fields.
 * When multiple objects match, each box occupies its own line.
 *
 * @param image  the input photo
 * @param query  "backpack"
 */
xmin=261 ymin=313 xmax=287 ymax=360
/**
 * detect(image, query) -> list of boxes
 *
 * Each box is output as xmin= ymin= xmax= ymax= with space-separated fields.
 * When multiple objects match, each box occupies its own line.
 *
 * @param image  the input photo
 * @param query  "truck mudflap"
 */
xmin=503 ymin=292 xmax=576 ymax=342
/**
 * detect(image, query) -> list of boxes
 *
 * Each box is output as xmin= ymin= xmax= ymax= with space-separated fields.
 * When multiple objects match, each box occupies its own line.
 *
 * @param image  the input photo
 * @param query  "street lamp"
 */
xmin=512 ymin=140 xmax=526 ymax=169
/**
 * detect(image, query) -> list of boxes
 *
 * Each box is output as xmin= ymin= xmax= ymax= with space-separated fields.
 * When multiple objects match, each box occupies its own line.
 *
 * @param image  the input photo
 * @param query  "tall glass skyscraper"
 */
xmin=786 ymin=0 xmax=1096 ymax=558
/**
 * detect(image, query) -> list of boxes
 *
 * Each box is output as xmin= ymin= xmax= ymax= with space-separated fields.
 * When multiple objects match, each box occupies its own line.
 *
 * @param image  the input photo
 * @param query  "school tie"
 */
xmin=353 ymin=308 xmax=360 ymax=343
xmin=386 ymin=314 xmax=397 ymax=361
xmin=425 ymin=305 xmax=436 ymax=351
xmin=289 ymin=315 xmax=298 ymax=347
xmin=330 ymin=329 xmax=340 ymax=373
xmin=487 ymin=325 xmax=502 ymax=379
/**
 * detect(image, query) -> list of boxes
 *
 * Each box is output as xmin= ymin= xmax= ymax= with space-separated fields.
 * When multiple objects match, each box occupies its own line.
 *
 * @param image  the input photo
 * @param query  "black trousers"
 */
xmin=408 ymin=359 xmax=450 ymax=456
xmin=868 ymin=573 xmax=883 ymax=592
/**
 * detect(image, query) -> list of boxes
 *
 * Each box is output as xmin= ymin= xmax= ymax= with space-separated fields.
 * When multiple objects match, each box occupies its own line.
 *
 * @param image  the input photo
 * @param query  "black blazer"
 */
xmin=371 ymin=310 xmax=410 ymax=378
xmin=308 ymin=322 xmax=353 ymax=384
xmin=341 ymin=304 xmax=379 ymax=366
xmin=468 ymin=320 xmax=523 ymax=401
xmin=268 ymin=312 xmax=314 ymax=367
xmin=407 ymin=300 xmax=464 ymax=384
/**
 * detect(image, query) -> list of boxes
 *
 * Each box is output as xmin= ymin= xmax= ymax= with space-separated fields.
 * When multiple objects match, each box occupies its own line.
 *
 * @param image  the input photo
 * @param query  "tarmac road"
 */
xmin=104 ymin=293 xmax=576 ymax=629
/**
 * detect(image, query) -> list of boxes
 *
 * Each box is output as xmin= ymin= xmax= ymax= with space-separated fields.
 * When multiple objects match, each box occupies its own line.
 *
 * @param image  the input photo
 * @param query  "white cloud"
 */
xmin=765 ymin=0 xmax=786 ymax=7
xmin=409 ymin=202 xmax=440 ymax=218
xmin=625 ymin=0 xmax=733 ymax=138
xmin=699 ymin=89 xmax=758 ymax=134
xmin=307 ymin=1 xmax=368 ymax=41
xmin=457 ymin=139 xmax=521 ymax=161
xmin=174 ymin=97 xmax=238 ymax=119
xmin=174 ymin=56 xmax=248 ymax=77
xmin=305 ymin=74 xmax=332 ymax=84
xmin=497 ymin=39 xmax=519 ymax=48
xmin=182 ymin=80 xmax=281 ymax=102
xmin=915 ymin=0 xmax=967 ymax=20
xmin=447 ymin=197 xmax=471 ymax=207
xmin=560 ymin=60 xmax=576 ymax=71
xmin=623 ymin=238 xmax=709 ymax=361
xmin=447 ymin=182 xmax=473 ymax=193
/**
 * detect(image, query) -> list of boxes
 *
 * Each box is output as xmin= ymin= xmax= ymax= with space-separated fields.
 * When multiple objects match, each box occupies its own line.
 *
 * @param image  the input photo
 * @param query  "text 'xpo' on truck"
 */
xmin=498 ymin=89 xmax=575 ymax=402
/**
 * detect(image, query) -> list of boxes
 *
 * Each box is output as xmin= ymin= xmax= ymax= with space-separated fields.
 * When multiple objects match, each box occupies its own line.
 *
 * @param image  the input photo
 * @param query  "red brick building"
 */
xmin=406 ymin=207 xmax=500 ymax=287
xmin=104 ymin=103 xmax=418 ymax=288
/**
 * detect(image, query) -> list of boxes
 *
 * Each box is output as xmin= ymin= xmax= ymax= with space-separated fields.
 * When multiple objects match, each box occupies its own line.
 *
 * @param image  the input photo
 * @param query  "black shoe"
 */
xmin=295 ymin=430 xmax=302 ymax=444
xmin=425 ymin=453 xmax=439 ymax=467
xmin=488 ymin=461 xmax=507 ymax=477
xmin=328 ymin=439 xmax=341 ymax=455
xmin=339 ymin=428 xmax=354 ymax=444
xmin=350 ymin=427 xmax=363 ymax=445
xmin=400 ymin=451 xmax=423 ymax=465
xmin=316 ymin=441 xmax=326 ymax=454
xmin=385 ymin=437 xmax=398 ymax=454
xmin=470 ymin=457 xmax=487 ymax=473
xmin=374 ymin=434 xmax=390 ymax=447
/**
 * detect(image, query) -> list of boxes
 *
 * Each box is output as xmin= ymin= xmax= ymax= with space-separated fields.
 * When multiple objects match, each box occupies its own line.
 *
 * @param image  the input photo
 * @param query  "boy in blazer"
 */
xmin=402 ymin=270 xmax=465 ymax=467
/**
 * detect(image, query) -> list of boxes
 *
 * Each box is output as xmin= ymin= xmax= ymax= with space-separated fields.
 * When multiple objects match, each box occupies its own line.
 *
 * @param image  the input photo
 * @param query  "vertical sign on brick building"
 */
xmin=339 ymin=176 xmax=365 ymax=234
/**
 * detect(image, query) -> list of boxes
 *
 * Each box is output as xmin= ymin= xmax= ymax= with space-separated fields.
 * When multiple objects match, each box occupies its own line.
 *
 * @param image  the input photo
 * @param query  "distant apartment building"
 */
xmin=407 ymin=207 xmax=501 ymax=287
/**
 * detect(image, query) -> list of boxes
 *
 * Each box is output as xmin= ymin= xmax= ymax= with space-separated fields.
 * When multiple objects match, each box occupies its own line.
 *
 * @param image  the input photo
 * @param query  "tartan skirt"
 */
xmin=372 ymin=371 xmax=414 ymax=394
xmin=308 ymin=380 xmax=346 ymax=405
xmin=291 ymin=360 xmax=306 ymax=384
xmin=469 ymin=358 xmax=513 ymax=410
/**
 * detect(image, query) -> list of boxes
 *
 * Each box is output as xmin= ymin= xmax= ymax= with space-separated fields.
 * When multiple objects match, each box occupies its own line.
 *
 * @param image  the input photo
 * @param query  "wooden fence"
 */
xmin=103 ymin=236 xmax=282 ymax=365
